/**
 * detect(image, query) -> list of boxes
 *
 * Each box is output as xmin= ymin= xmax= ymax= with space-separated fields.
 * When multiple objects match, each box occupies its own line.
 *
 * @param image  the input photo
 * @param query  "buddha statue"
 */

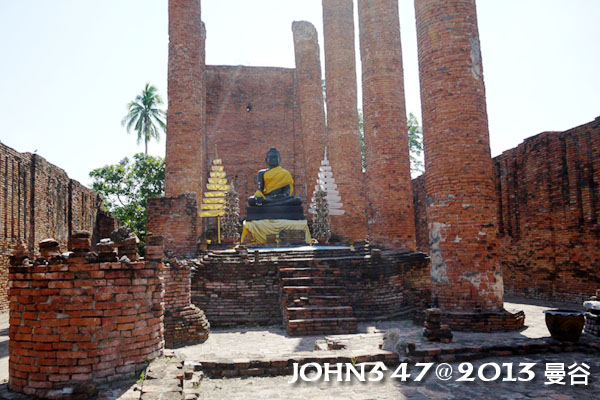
xmin=246 ymin=147 xmax=305 ymax=221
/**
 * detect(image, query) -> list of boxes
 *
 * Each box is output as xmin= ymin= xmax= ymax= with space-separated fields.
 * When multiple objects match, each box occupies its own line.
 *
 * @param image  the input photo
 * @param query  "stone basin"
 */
xmin=543 ymin=309 xmax=585 ymax=342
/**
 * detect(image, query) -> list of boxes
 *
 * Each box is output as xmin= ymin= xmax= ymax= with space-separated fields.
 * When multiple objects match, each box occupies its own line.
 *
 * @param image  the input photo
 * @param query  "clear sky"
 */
xmin=1 ymin=0 xmax=598 ymax=186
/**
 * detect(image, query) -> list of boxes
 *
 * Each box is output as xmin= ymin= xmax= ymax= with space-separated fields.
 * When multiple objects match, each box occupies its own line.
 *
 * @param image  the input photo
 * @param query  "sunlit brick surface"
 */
xmin=358 ymin=0 xmax=416 ymax=250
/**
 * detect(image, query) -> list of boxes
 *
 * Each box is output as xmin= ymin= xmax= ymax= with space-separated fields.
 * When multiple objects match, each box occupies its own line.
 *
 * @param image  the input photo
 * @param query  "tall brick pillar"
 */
xmin=358 ymin=0 xmax=416 ymax=250
xmin=322 ymin=0 xmax=367 ymax=241
xmin=165 ymin=0 xmax=206 ymax=206
xmin=292 ymin=21 xmax=328 ymax=199
xmin=415 ymin=0 xmax=523 ymax=330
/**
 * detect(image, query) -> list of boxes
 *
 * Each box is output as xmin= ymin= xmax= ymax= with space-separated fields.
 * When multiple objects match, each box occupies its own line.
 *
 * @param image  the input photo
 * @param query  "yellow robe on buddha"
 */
xmin=254 ymin=166 xmax=294 ymax=199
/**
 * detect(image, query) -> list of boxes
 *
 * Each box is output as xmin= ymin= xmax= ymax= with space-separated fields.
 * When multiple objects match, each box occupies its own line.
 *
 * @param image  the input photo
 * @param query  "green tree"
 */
xmin=407 ymin=112 xmax=424 ymax=174
xmin=121 ymin=83 xmax=166 ymax=154
xmin=358 ymin=110 xmax=424 ymax=174
xmin=89 ymin=154 xmax=164 ymax=252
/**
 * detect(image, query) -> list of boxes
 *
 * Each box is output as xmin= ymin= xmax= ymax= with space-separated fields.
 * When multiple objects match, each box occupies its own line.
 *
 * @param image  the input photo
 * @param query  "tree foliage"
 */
xmin=407 ymin=112 xmax=424 ymax=174
xmin=121 ymin=83 xmax=166 ymax=154
xmin=89 ymin=154 xmax=164 ymax=250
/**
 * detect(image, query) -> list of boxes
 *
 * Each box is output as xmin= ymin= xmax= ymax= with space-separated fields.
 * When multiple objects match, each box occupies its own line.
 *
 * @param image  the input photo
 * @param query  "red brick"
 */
xmin=322 ymin=0 xmax=367 ymax=241
xmin=358 ymin=0 xmax=416 ymax=250
xmin=415 ymin=0 xmax=503 ymax=313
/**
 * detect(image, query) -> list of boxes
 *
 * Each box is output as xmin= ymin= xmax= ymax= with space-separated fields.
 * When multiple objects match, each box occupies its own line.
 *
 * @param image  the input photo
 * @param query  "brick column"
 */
xmin=414 ymin=0 xmax=511 ymax=319
xmin=165 ymin=0 xmax=205 ymax=205
xmin=358 ymin=0 xmax=416 ymax=250
xmin=292 ymin=21 xmax=328 ymax=197
xmin=322 ymin=0 xmax=367 ymax=241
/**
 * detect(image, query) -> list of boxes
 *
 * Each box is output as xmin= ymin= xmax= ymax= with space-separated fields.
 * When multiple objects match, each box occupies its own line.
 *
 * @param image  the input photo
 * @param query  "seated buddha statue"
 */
xmin=246 ymin=147 xmax=305 ymax=221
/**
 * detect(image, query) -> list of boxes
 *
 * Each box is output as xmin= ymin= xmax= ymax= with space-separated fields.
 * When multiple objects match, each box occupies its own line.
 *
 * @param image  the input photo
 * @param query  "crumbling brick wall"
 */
xmin=343 ymin=251 xmax=431 ymax=320
xmin=413 ymin=117 xmax=600 ymax=303
xmin=191 ymin=257 xmax=282 ymax=327
xmin=0 ymin=142 xmax=105 ymax=311
xmin=162 ymin=257 xmax=210 ymax=348
xmin=8 ymin=258 xmax=164 ymax=398
xmin=495 ymin=118 xmax=600 ymax=302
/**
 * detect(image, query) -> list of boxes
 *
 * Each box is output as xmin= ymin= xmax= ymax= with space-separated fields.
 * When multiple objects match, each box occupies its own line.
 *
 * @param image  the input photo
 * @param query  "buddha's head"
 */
xmin=265 ymin=147 xmax=281 ymax=168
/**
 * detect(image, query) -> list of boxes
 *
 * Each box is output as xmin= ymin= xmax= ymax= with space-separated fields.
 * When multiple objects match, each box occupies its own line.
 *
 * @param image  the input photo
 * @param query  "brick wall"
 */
xmin=495 ymin=118 xmax=600 ymax=302
xmin=204 ymin=65 xmax=305 ymax=217
xmin=341 ymin=251 xmax=430 ymax=320
xmin=147 ymin=194 xmax=198 ymax=258
xmin=191 ymin=257 xmax=282 ymax=327
xmin=8 ymin=258 xmax=164 ymax=398
xmin=0 ymin=142 xmax=104 ymax=311
xmin=413 ymin=117 xmax=600 ymax=303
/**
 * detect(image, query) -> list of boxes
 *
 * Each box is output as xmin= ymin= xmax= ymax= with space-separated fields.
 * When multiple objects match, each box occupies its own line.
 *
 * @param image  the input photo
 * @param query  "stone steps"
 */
xmin=293 ymin=295 xmax=348 ymax=306
xmin=287 ymin=317 xmax=358 ymax=336
xmin=281 ymin=276 xmax=341 ymax=286
xmin=279 ymin=261 xmax=357 ymax=336
xmin=287 ymin=306 xmax=354 ymax=320
xmin=282 ymin=285 xmax=347 ymax=296
xmin=279 ymin=267 xmax=342 ymax=278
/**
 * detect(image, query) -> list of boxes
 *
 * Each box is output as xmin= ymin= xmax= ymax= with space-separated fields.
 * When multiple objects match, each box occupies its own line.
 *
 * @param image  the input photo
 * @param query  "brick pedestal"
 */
xmin=8 ymin=249 xmax=164 ymax=397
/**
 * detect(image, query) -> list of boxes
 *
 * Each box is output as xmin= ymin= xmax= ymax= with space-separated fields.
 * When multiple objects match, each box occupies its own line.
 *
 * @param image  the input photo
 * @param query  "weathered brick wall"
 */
xmin=358 ymin=0 xmax=416 ymax=250
xmin=322 ymin=0 xmax=368 ymax=241
xmin=147 ymin=194 xmax=198 ymax=258
xmin=495 ymin=118 xmax=600 ymax=302
xmin=413 ymin=117 xmax=600 ymax=303
xmin=344 ymin=251 xmax=430 ymax=320
xmin=415 ymin=0 xmax=504 ymax=313
xmin=0 ymin=142 xmax=104 ymax=311
xmin=8 ymin=259 xmax=164 ymax=398
xmin=204 ymin=65 xmax=305 ymax=217
xmin=191 ymin=258 xmax=282 ymax=327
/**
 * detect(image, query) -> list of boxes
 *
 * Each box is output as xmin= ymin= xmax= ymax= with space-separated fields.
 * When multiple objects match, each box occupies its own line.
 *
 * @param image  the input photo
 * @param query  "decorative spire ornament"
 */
xmin=200 ymin=148 xmax=231 ymax=243
xmin=309 ymin=147 xmax=345 ymax=216
xmin=222 ymin=185 xmax=242 ymax=241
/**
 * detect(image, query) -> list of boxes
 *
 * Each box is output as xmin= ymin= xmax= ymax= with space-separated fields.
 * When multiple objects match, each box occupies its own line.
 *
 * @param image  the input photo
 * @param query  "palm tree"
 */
xmin=121 ymin=83 xmax=166 ymax=154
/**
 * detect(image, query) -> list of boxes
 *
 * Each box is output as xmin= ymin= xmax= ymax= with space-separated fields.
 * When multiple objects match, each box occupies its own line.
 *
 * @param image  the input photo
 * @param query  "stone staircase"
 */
xmin=279 ymin=264 xmax=357 ymax=336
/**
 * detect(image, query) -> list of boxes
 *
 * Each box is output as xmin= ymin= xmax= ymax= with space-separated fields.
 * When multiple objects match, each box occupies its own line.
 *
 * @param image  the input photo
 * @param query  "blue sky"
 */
xmin=1 ymin=0 xmax=598 ymax=185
